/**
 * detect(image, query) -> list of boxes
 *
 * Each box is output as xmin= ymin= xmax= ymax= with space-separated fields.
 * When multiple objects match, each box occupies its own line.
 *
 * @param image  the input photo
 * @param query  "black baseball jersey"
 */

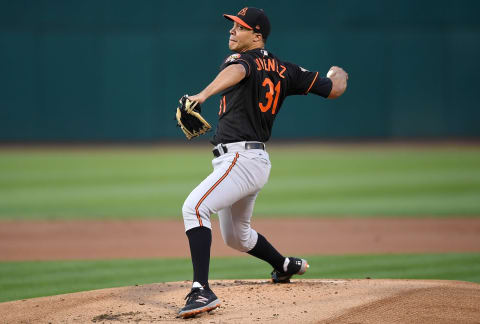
xmin=211 ymin=48 xmax=332 ymax=145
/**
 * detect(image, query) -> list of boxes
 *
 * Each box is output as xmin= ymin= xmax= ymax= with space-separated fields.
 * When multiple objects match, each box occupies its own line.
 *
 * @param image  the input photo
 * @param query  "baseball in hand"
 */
xmin=327 ymin=69 xmax=335 ymax=78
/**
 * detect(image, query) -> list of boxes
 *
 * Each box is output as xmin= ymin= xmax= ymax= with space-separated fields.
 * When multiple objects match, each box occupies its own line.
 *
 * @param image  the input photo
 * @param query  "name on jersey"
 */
xmin=255 ymin=58 xmax=286 ymax=79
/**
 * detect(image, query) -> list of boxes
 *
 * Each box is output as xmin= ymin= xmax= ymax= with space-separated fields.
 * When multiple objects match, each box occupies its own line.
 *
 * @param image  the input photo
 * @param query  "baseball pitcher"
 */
xmin=177 ymin=7 xmax=348 ymax=318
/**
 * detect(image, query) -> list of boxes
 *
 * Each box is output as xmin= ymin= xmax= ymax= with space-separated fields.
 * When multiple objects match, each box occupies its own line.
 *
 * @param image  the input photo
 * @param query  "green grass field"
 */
xmin=1 ymin=253 xmax=479 ymax=303
xmin=1 ymin=144 xmax=479 ymax=302
xmin=1 ymin=144 xmax=479 ymax=219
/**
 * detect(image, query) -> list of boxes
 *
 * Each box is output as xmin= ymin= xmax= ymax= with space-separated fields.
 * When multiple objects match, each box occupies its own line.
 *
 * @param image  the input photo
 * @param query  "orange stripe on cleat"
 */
xmin=179 ymin=302 xmax=221 ymax=319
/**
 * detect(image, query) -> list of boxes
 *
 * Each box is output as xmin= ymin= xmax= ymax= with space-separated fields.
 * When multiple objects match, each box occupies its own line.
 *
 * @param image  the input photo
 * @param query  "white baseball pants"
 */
xmin=182 ymin=142 xmax=271 ymax=252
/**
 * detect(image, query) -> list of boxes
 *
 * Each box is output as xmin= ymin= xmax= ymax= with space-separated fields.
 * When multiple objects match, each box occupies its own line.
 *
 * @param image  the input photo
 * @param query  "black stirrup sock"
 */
xmin=247 ymin=233 xmax=285 ymax=272
xmin=186 ymin=226 xmax=212 ymax=289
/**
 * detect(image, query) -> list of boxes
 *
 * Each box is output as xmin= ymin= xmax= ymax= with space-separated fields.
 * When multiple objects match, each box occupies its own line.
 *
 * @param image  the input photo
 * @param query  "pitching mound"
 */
xmin=1 ymin=279 xmax=479 ymax=323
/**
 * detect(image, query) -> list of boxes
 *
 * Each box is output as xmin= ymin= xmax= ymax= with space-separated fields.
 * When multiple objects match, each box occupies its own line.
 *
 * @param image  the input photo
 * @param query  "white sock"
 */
xmin=192 ymin=281 xmax=203 ymax=289
xmin=283 ymin=257 xmax=290 ymax=272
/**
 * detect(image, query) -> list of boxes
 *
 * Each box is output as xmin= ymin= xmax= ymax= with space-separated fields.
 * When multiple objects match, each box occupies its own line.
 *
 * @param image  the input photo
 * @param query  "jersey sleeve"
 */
xmin=285 ymin=62 xmax=332 ymax=98
xmin=220 ymin=53 xmax=252 ymax=77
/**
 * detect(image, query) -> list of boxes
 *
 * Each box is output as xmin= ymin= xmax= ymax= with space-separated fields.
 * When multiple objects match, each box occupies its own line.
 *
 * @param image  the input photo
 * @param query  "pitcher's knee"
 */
xmin=224 ymin=236 xmax=248 ymax=252
xmin=224 ymin=229 xmax=258 ymax=252
xmin=182 ymin=199 xmax=195 ymax=220
xmin=182 ymin=198 xmax=210 ymax=231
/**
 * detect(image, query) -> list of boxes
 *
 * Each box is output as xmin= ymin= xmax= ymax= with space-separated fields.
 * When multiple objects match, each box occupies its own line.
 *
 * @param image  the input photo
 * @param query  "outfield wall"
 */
xmin=1 ymin=0 xmax=479 ymax=141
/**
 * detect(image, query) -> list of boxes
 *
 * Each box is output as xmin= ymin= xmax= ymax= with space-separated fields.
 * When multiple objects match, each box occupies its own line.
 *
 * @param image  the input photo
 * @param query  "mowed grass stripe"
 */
xmin=267 ymin=170 xmax=480 ymax=190
xmin=0 ymin=253 xmax=479 ymax=302
xmin=255 ymin=192 xmax=480 ymax=216
xmin=1 ymin=147 xmax=479 ymax=219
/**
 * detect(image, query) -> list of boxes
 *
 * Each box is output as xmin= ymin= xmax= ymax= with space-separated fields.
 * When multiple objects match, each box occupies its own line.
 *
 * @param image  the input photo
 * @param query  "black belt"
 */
xmin=213 ymin=142 xmax=265 ymax=157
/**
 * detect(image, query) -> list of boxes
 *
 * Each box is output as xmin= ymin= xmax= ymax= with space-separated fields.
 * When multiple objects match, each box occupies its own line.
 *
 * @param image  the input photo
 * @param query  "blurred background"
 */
xmin=1 ymin=0 xmax=479 ymax=142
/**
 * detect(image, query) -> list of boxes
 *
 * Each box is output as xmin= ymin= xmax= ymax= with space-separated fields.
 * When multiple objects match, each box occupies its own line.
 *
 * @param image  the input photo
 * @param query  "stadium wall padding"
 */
xmin=1 ymin=0 xmax=479 ymax=140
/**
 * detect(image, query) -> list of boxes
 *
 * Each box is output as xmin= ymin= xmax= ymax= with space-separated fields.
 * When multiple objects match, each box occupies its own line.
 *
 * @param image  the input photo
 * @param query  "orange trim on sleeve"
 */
xmin=305 ymin=71 xmax=319 ymax=94
xmin=195 ymin=153 xmax=239 ymax=227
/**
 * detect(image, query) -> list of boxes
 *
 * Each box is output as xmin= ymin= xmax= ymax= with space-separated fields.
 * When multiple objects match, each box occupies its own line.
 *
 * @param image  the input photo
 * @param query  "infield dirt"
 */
xmin=1 ymin=218 xmax=480 ymax=260
xmin=1 ymin=218 xmax=480 ymax=323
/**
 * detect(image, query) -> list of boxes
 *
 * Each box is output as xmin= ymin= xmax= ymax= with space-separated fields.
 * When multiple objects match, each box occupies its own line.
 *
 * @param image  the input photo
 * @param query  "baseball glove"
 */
xmin=175 ymin=95 xmax=212 ymax=140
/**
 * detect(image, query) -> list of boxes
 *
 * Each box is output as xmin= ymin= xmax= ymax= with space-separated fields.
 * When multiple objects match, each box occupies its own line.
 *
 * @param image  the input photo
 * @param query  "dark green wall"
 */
xmin=1 ymin=0 xmax=479 ymax=141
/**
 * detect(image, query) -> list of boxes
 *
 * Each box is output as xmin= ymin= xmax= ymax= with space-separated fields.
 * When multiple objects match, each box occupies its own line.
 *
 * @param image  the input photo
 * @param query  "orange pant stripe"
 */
xmin=195 ymin=152 xmax=240 ymax=226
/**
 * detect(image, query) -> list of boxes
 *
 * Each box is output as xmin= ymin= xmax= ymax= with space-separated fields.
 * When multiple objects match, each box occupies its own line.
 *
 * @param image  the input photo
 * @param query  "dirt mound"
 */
xmin=1 ymin=279 xmax=479 ymax=323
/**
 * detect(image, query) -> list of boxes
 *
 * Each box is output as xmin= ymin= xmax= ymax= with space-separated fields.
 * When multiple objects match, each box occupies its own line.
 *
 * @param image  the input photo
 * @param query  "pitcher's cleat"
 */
xmin=178 ymin=282 xmax=220 ymax=318
xmin=271 ymin=257 xmax=309 ymax=283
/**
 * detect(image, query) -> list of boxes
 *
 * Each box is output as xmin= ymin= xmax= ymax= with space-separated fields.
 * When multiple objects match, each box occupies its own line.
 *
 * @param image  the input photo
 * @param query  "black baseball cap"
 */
xmin=223 ymin=7 xmax=271 ymax=40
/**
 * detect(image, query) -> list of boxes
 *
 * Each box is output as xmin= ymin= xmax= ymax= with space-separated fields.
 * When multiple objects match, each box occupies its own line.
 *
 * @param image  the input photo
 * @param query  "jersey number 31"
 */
xmin=259 ymin=77 xmax=281 ymax=115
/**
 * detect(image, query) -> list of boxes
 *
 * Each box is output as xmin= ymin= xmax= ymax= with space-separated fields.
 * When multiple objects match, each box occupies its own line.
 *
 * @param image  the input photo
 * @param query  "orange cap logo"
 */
xmin=238 ymin=7 xmax=248 ymax=16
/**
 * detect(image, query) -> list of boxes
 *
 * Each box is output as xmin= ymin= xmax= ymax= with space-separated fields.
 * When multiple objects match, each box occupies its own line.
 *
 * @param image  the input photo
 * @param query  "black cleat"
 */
xmin=271 ymin=257 xmax=309 ymax=283
xmin=178 ymin=286 xmax=220 ymax=318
